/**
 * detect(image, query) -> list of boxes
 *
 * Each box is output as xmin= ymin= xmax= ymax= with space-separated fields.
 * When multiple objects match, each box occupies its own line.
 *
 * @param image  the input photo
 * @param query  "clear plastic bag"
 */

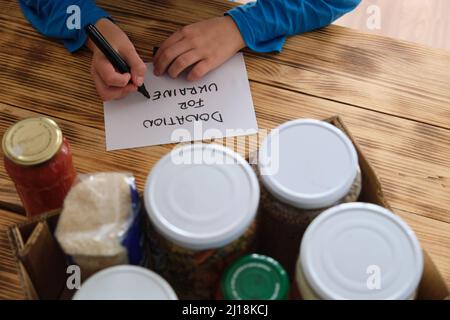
xmin=55 ymin=172 xmax=142 ymax=278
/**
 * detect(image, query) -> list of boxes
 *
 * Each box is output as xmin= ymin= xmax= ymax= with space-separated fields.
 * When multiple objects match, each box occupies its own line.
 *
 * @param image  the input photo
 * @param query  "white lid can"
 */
xmin=72 ymin=266 xmax=178 ymax=300
xmin=299 ymin=203 xmax=424 ymax=300
xmin=144 ymin=143 xmax=260 ymax=250
xmin=257 ymin=119 xmax=358 ymax=209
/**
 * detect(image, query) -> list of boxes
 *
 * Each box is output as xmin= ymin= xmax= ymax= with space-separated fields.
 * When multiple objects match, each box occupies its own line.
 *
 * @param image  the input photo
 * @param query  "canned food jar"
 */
xmin=218 ymin=254 xmax=289 ymax=300
xmin=2 ymin=117 xmax=77 ymax=216
xmin=144 ymin=143 xmax=260 ymax=299
xmin=73 ymin=265 xmax=177 ymax=300
xmin=295 ymin=203 xmax=423 ymax=300
xmin=255 ymin=119 xmax=361 ymax=275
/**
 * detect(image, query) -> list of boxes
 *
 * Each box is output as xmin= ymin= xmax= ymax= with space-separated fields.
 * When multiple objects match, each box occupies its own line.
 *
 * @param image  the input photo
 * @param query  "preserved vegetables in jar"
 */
xmin=2 ymin=117 xmax=76 ymax=216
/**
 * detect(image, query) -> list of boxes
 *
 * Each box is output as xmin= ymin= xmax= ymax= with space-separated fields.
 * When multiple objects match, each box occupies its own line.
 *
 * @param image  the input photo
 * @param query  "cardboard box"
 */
xmin=7 ymin=116 xmax=450 ymax=300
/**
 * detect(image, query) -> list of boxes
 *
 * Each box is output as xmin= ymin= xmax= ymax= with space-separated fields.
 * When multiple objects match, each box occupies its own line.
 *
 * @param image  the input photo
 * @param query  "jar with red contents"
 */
xmin=2 ymin=117 xmax=77 ymax=216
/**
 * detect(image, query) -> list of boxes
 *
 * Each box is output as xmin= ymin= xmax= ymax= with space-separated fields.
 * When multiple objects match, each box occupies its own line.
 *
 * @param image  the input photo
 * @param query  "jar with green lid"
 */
xmin=295 ymin=203 xmax=423 ymax=300
xmin=255 ymin=119 xmax=362 ymax=276
xmin=218 ymin=254 xmax=290 ymax=300
xmin=143 ymin=143 xmax=260 ymax=299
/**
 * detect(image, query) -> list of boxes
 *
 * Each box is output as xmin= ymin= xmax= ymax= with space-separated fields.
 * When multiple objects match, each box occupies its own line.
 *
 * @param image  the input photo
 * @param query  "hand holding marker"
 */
xmin=85 ymin=23 xmax=150 ymax=99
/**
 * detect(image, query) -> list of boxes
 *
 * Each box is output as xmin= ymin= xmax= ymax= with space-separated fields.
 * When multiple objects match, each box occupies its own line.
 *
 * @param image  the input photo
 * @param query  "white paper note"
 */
xmin=103 ymin=53 xmax=258 ymax=150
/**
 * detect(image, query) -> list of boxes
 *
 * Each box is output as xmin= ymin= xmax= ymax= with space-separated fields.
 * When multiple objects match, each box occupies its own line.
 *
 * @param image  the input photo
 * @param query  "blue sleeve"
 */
xmin=19 ymin=0 xmax=110 ymax=52
xmin=227 ymin=0 xmax=361 ymax=52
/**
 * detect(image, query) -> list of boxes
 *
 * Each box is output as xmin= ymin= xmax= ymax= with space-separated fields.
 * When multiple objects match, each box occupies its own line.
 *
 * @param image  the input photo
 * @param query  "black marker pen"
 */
xmin=85 ymin=23 xmax=150 ymax=99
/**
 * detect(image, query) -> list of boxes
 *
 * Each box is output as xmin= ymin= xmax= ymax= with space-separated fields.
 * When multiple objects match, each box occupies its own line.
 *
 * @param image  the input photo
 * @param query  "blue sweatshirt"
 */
xmin=19 ymin=0 xmax=361 ymax=53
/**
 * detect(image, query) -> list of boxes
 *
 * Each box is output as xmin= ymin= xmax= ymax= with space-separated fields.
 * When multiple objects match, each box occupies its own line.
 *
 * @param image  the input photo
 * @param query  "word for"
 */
xmin=143 ymin=111 xmax=223 ymax=128
xmin=151 ymin=83 xmax=218 ymax=101
xmin=178 ymin=98 xmax=204 ymax=110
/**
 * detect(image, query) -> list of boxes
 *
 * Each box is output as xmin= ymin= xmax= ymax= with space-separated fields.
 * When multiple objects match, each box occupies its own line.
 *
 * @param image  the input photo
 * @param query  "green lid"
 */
xmin=221 ymin=254 xmax=290 ymax=300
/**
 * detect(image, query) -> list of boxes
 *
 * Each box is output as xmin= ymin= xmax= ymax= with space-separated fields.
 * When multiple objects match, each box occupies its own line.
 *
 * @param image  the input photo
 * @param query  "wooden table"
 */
xmin=1 ymin=0 xmax=449 ymax=299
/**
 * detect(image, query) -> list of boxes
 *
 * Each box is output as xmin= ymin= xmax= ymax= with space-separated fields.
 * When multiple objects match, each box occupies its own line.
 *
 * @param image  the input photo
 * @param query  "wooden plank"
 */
xmin=1 ymin=12 xmax=449 ymax=222
xmin=2 ymin=1 xmax=450 ymax=131
xmin=99 ymin=0 xmax=450 ymax=129
xmin=395 ymin=209 xmax=450 ymax=287
xmin=1 ymin=68 xmax=450 ymax=224
xmin=1 ymin=10 xmax=450 ymax=139
xmin=0 ymin=208 xmax=27 ymax=300
xmin=2 ymin=6 xmax=450 ymax=220
xmin=1 ymin=103 xmax=450 ymax=289
xmin=1 ymin=11 xmax=450 ymax=221
xmin=0 ymin=0 xmax=449 ymax=296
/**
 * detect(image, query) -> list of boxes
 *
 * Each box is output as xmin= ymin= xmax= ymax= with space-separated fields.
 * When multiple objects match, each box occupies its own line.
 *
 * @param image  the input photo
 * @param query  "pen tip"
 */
xmin=139 ymin=85 xmax=150 ymax=99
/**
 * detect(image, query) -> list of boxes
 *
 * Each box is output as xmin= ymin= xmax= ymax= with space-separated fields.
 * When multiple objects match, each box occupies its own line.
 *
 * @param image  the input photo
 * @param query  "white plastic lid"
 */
xmin=300 ymin=203 xmax=424 ymax=300
xmin=144 ymin=143 xmax=260 ymax=250
xmin=72 ymin=266 xmax=178 ymax=300
xmin=258 ymin=119 xmax=358 ymax=209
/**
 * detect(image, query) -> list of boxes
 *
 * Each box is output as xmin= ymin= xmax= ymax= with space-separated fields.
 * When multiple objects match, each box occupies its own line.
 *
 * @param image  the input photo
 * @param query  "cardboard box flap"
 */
xmin=8 ymin=212 xmax=68 ymax=300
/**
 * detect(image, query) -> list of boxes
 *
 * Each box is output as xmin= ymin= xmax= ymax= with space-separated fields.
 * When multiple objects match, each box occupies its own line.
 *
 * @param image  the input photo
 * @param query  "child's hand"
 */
xmin=86 ymin=18 xmax=147 ymax=101
xmin=153 ymin=16 xmax=245 ymax=81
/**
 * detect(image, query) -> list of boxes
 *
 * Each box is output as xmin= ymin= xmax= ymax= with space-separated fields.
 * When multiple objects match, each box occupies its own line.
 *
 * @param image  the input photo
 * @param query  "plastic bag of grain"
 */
xmin=55 ymin=172 xmax=143 ymax=279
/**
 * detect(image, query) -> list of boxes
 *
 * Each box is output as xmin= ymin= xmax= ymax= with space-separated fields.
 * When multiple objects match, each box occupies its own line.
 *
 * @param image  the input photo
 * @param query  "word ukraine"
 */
xmin=150 ymin=83 xmax=218 ymax=101
xmin=143 ymin=82 xmax=224 ymax=129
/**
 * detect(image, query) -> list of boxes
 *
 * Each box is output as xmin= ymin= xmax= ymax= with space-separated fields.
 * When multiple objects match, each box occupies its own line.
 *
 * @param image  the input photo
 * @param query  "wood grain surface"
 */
xmin=0 ymin=0 xmax=449 ymax=299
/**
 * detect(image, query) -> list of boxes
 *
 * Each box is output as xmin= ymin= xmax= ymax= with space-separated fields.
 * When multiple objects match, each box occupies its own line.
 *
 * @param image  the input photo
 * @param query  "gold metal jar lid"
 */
xmin=2 ymin=117 xmax=63 ymax=166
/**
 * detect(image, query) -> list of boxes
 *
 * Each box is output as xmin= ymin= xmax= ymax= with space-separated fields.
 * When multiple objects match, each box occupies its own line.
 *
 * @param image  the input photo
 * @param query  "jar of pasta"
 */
xmin=255 ymin=119 xmax=362 ymax=276
xmin=144 ymin=143 xmax=260 ymax=299
xmin=218 ymin=254 xmax=290 ymax=300
xmin=295 ymin=203 xmax=423 ymax=300
xmin=73 ymin=265 xmax=177 ymax=300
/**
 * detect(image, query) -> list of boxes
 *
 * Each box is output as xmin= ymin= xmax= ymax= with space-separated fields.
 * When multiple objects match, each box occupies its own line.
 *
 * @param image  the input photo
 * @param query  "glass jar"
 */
xmin=295 ymin=203 xmax=423 ymax=300
xmin=255 ymin=119 xmax=362 ymax=276
xmin=143 ymin=143 xmax=260 ymax=299
xmin=218 ymin=254 xmax=290 ymax=300
xmin=72 ymin=265 xmax=178 ymax=300
xmin=2 ymin=117 xmax=77 ymax=216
